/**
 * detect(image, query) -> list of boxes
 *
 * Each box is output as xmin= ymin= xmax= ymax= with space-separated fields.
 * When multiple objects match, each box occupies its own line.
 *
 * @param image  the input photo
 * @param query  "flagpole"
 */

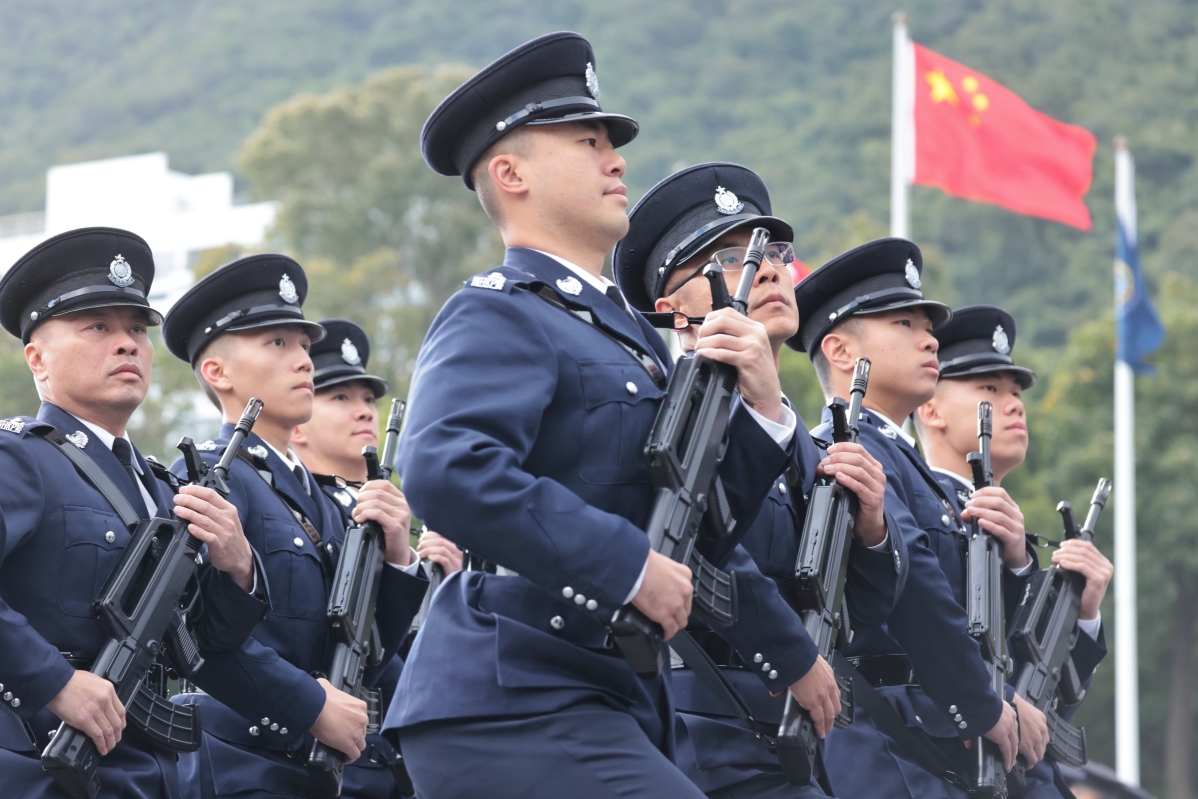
xmin=1113 ymin=135 xmax=1140 ymax=787
xmin=890 ymin=12 xmax=912 ymax=239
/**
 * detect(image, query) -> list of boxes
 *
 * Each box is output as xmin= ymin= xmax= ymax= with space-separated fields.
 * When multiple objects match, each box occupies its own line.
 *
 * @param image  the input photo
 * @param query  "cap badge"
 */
xmin=340 ymin=338 xmax=362 ymax=365
xmin=247 ymin=445 xmax=269 ymax=460
xmin=66 ymin=431 xmax=89 ymax=449
xmin=556 ymin=276 xmax=583 ymax=296
xmin=992 ymin=325 xmax=1011 ymax=355
xmin=197 ymin=440 xmax=218 ymax=452
xmin=904 ymin=258 xmax=922 ymax=289
xmin=714 ymin=186 xmax=744 ymax=215
xmin=278 ymin=273 xmax=299 ymax=304
xmin=585 ymin=62 xmax=601 ymax=100
xmin=108 ymin=254 xmax=135 ymax=288
xmin=469 ymin=272 xmax=506 ymax=291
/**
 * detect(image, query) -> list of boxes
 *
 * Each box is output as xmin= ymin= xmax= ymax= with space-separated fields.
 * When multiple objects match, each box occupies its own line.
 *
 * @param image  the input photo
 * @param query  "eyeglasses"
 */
xmin=665 ymin=242 xmax=797 ymax=297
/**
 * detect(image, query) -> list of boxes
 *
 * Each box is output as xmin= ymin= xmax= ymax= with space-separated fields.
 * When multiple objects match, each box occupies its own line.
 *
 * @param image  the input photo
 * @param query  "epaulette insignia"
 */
xmin=0 ymin=418 xmax=25 ymax=434
xmin=197 ymin=440 xmax=218 ymax=451
xmin=469 ymin=272 xmax=507 ymax=291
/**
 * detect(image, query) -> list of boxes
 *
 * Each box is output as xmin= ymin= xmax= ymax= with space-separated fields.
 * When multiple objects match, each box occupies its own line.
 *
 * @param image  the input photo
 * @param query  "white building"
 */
xmin=0 ymin=152 xmax=277 ymax=308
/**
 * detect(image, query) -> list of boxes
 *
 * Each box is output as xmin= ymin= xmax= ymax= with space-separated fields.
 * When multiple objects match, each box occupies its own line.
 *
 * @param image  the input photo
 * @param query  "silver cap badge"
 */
xmin=992 ymin=325 xmax=1010 ymax=354
xmin=340 ymin=338 xmax=361 ymax=365
xmin=278 ymin=274 xmax=299 ymax=304
xmin=66 ymin=431 xmax=89 ymax=449
xmin=108 ymin=255 xmax=135 ymax=287
xmin=556 ymin=277 xmax=583 ymax=296
xmin=714 ymin=186 xmax=744 ymax=215
xmin=585 ymin=62 xmax=601 ymax=100
xmin=904 ymin=258 xmax=922 ymax=289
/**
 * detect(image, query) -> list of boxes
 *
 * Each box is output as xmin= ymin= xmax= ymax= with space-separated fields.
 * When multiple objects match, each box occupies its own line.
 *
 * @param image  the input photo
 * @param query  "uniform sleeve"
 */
xmin=868 ymin=442 xmax=1004 ymax=740
xmin=192 ymin=553 xmax=271 ymax=653
xmin=844 ymin=508 xmax=907 ymax=630
xmin=397 ymin=289 xmax=650 ymax=623
xmin=0 ymin=440 xmax=76 ymax=719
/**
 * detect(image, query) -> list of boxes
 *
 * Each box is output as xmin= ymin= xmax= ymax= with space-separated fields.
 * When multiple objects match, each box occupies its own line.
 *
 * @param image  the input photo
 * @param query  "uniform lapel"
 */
xmin=241 ymin=429 xmax=325 ymax=529
xmin=38 ymin=402 xmax=150 ymax=519
xmin=862 ymin=410 xmax=965 ymax=520
xmin=132 ymin=444 xmax=174 ymax=518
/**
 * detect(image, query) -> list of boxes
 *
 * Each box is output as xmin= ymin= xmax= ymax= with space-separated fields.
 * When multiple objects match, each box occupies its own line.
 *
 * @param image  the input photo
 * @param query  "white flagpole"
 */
xmin=1113 ymin=135 xmax=1140 ymax=786
xmin=891 ymin=12 xmax=913 ymax=239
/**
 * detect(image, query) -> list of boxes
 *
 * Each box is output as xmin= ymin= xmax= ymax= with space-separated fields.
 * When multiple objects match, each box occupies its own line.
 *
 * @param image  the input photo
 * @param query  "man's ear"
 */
xmin=916 ymin=395 xmax=949 ymax=432
xmin=488 ymin=151 xmax=531 ymax=200
xmin=820 ymin=330 xmax=857 ymax=375
xmin=25 ymin=340 xmax=49 ymax=385
xmin=199 ymin=355 xmax=233 ymax=395
xmin=654 ymin=294 xmax=680 ymax=314
xmin=290 ymin=423 xmax=309 ymax=448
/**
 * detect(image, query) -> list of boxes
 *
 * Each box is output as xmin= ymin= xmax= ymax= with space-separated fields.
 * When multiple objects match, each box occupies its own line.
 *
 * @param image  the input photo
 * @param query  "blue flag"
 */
xmin=1114 ymin=150 xmax=1164 ymax=373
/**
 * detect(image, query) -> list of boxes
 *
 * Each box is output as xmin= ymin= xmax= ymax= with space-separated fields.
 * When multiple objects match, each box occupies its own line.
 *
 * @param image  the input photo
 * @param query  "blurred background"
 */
xmin=0 ymin=2 xmax=1192 ymax=796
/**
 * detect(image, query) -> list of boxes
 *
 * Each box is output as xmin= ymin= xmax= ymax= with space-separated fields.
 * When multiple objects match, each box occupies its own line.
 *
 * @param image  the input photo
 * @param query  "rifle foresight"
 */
xmin=846 ymin=358 xmax=870 ymax=442
xmin=731 ymin=227 xmax=771 ymax=312
xmin=233 ymin=398 xmax=264 ymax=438
xmin=977 ymin=400 xmax=993 ymax=439
xmin=1081 ymin=478 xmax=1112 ymax=538
xmin=1090 ymin=478 xmax=1113 ymax=511
xmin=379 ymin=399 xmax=405 ymax=482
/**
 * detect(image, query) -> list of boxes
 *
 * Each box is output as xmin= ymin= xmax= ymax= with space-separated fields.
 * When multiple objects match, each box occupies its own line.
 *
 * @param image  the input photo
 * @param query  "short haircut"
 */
xmin=811 ymin=316 xmax=864 ymax=393
xmin=193 ymin=336 xmax=225 ymax=410
xmin=471 ymin=126 xmax=534 ymax=226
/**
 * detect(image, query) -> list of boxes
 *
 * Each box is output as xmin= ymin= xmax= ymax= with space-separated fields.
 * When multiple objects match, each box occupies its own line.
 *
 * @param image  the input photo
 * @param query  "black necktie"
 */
xmin=605 ymin=285 xmax=636 ymax=323
xmin=293 ymin=464 xmax=311 ymax=496
xmin=111 ymin=438 xmax=149 ymax=515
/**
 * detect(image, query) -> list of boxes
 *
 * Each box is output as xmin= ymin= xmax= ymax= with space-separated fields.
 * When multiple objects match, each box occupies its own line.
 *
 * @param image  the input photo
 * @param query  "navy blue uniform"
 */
xmin=0 ymin=403 xmax=269 ymax=799
xmin=170 ymin=427 xmax=427 ymax=799
xmin=384 ymin=248 xmax=817 ymax=798
xmin=318 ymin=479 xmax=409 ymax=799
xmin=673 ymin=416 xmax=908 ymax=798
xmin=932 ymin=470 xmax=1108 ymax=799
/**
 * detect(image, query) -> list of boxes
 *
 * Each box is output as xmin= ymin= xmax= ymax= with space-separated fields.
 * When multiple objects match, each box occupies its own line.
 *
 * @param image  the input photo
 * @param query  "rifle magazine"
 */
xmin=687 ymin=549 xmax=737 ymax=628
xmin=1045 ymin=708 xmax=1087 ymax=767
xmin=126 ymin=679 xmax=202 ymax=753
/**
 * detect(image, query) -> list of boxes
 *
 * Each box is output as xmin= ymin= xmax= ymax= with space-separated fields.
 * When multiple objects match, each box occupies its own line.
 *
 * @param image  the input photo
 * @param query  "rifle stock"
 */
xmin=307 ymin=399 xmax=405 ymax=796
xmin=775 ymin=358 xmax=869 ymax=784
xmin=42 ymin=398 xmax=264 ymax=799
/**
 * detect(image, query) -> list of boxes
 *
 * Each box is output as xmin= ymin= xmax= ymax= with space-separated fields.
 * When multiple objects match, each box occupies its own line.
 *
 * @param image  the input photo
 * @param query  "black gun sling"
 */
xmin=35 ymin=427 xmax=142 ymax=528
xmin=833 ymin=651 xmax=974 ymax=794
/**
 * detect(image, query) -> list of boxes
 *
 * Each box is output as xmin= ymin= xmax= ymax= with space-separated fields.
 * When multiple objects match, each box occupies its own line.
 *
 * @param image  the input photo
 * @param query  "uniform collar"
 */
xmin=930 ymin=465 xmax=973 ymax=490
xmin=531 ymin=249 xmax=615 ymax=295
xmin=865 ymin=407 xmax=916 ymax=448
xmin=74 ymin=418 xmax=144 ymax=476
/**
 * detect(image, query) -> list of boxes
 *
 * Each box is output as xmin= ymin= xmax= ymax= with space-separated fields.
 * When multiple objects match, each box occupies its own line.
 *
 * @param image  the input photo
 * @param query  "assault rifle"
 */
xmin=609 ymin=227 xmax=771 ymax=676
xmin=307 ymin=398 xmax=405 ymax=797
xmin=964 ymin=401 xmax=1010 ymax=799
xmin=42 ymin=398 xmax=264 ymax=799
xmin=1007 ymin=478 xmax=1112 ymax=797
xmin=775 ymin=358 xmax=870 ymax=784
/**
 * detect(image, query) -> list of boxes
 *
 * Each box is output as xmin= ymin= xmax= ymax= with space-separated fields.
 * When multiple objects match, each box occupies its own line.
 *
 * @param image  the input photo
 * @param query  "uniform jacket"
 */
xmin=168 ymin=427 xmax=427 ymax=765
xmin=384 ymin=247 xmax=807 ymax=754
xmin=0 ymin=402 xmax=268 ymax=795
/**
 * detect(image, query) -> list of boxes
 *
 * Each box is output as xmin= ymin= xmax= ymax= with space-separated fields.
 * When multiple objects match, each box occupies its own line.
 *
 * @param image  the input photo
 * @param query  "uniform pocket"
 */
xmin=576 ymin=359 xmax=663 ymax=485
xmin=58 ymin=506 xmax=129 ymax=617
xmin=260 ymin=515 xmax=327 ymax=620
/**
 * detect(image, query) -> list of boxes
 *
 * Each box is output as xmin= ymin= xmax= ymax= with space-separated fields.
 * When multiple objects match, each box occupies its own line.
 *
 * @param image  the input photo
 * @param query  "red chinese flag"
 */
xmin=912 ymin=43 xmax=1096 ymax=230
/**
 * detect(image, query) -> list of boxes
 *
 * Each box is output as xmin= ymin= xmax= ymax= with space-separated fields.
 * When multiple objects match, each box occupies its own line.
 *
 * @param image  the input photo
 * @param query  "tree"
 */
xmin=237 ymin=65 xmax=503 ymax=397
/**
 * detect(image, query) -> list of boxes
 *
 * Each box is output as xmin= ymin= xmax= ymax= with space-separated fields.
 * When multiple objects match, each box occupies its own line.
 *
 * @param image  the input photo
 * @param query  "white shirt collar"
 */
xmin=866 ymin=408 xmax=917 ymax=448
xmin=532 ymin=250 xmax=617 ymax=295
xmin=75 ymin=418 xmax=143 ymax=475
xmin=261 ymin=438 xmax=303 ymax=472
xmin=930 ymin=465 xmax=973 ymax=490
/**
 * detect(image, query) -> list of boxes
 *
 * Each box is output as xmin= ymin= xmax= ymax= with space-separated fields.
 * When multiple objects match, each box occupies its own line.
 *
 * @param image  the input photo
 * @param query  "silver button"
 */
xmin=949 ymin=705 xmax=958 ymax=714
xmin=959 ymin=721 xmax=968 ymax=730
xmin=10 ymin=698 xmax=17 ymax=708
xmin=562 ymin=587 xmax=575 ymax=599
xmin=550 ymin=615 xmax=565 ymax=630
xmin=574 ymin=594 xmax=586 ymax=605
xmin=2 ymin=692 xmax=10 ymax=701
xmin=280 ymin=727 xmax=288 ymax=735
xmin=0 ymin=683 xmax=5 ymax=693
xmin=829 ymin=312 xmax=838 ymax=321
xmin=293 ymin=537 xmax=304 ymax=548
xmin=915 ymin=715 xmax=923 ymax=723
xmin=195 ymin=554 xmax=203 ymax=565
xmin=585 ymin=599 xmax=598 ymax=611
xmin=941 ymin=515 xmax=950 ymax=525
xmin=761 ymin=663 xmax=770 ymax=672
xmin=327 ymin=544 xmax=334 ymax=553
xmin=754 ymin=653 xmax=763 ymax=663
xmin=249 ymin=726 xmax=260 ymax=736
xmin=626 ymin=382 xmax=638 ymax=395
xmin=778 ymin=482 xmax=787 ymax=494
xmin=105 ymin=531 xmax=116 ymax=543
xmin=954 ymin=714 xmax=963 ymax=722
xmin=768 ymin=670 xmax=778 ymax=680
xmin=270 ymin=723 xmax=279 ymax=731
xmin=261 ymin=718 xmax=270 ymax=726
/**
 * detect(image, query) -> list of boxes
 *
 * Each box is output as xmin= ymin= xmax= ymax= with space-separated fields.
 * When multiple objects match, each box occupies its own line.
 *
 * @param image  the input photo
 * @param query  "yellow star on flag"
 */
xmin=926 ymin=69 xmax=959 ymax=105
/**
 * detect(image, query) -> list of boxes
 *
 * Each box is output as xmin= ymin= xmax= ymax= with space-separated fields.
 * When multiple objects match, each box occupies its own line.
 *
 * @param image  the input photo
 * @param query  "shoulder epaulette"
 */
xmin=0 ymin=416 xmax=49 ymax=437
xmin=464 ymin=265 xmax=539 ymax=295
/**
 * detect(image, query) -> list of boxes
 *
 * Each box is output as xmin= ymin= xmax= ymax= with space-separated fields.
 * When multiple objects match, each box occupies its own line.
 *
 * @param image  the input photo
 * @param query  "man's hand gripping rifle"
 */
xmin=306 ymin=398 xmax=405 ymax=797
xmin=964 ymin=401 xmax=1011 ymax=799
xmin=42 ymin=398 xmax=264 ymax=799
xmin=608 ymin=227 xmax=772 ymax=677
xmin=775 ymin=358 xmax=871 ymax=784
xmin=1007 ymin=478 xmax=1111 ymax=797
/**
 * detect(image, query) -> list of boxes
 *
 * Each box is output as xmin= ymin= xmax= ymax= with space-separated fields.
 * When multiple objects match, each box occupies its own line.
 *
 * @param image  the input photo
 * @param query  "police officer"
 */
xmin=916 ymin=305 xmax=1111 ymax=799
xmin=615 ymin=162 xmax=906 ymax=799
xmin=384 ymin=32 xmax=835 ymax=799
xmin=161 ymin=256 xmax=428 ymax=799
xmin=788 ymin=239 xmax=1021 ymax=799
xmin=290 ymin=318 xmax=412 ymax=799
xmin=0 ymin=228 xmax=269 ymax=798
